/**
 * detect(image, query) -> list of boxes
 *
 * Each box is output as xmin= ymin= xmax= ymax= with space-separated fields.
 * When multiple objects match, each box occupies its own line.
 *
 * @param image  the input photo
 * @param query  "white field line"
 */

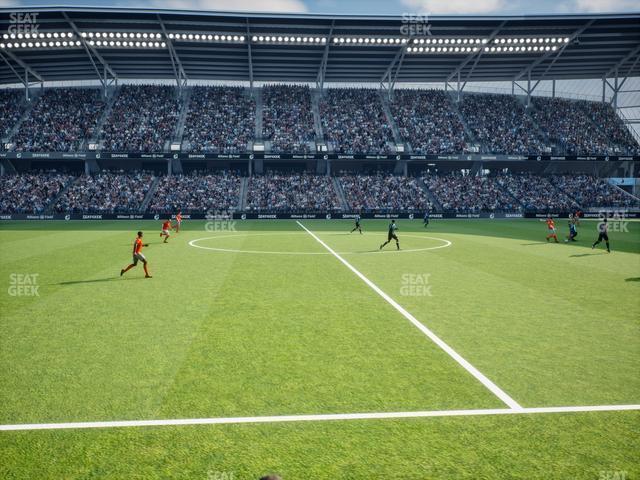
xmin=296 ymin=221 xmax=522 ymax=411
xmin=1 ymin=405 xmax=639 ymax=431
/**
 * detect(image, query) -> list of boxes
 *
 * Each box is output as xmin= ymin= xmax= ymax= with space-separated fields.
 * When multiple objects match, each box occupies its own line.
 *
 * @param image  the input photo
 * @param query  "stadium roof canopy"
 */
xmin=0 ymin=7 xmax=638 ymax=88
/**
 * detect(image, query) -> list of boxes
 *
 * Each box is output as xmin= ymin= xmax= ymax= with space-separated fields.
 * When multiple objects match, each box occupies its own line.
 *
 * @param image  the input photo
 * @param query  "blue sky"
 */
xmin=6 ymin=0 xmax=640 ymax=15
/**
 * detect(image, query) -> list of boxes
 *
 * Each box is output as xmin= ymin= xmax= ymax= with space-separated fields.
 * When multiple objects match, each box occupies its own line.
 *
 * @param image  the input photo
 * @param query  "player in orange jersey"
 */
xmin=120 ymin=231 xmax=151 ymax=278
xmin=175 ymin=211 xmax=182 ymax=233
xmin=160 ymin=219 xmax=172 ymax=243
xmin=543 ymin=216 xmax=559 ymax=243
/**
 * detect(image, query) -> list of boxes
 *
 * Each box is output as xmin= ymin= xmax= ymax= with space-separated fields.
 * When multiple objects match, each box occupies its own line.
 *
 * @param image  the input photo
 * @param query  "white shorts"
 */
xmin=162 ymin=229 xmax=170 ymax=236
xmin=133 ymin=252 xmax=146 ymax=264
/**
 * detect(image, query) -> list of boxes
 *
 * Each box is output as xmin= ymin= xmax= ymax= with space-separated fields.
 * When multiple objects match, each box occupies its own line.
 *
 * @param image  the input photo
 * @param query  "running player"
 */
xmin=160 ymin=219 xmax=172 ymax=243
xmin=592 ymin=217 xmax=611 ymax=253
xmin=543 ymin=216 xmax=559 ymax=243
xmin=380 ymin=219 xmax=400 ymax=250
xmin=423 ymin=210 xmax=430 ymax=228
xmin=175 ymin=210 xmax=182 ymax=233
xmin=120 ymin=231 xmax=151 ymax=278
xmin=565 ymin=214 xmax=578 ymax=242
xmin=350 ymin=214 xmax=363 ymax=234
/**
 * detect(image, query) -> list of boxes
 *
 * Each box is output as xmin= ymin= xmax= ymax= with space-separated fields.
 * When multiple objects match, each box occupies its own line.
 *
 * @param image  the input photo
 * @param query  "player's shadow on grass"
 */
xmin=520 ymin=242 xmax=550 ymax=246
xmin=625 ymin=277 xmax=640 ymax=282
xmin=53 ymin=277 xmax=144 ymax=286
xmin=569 ymin=253 xmax=606 ymax=258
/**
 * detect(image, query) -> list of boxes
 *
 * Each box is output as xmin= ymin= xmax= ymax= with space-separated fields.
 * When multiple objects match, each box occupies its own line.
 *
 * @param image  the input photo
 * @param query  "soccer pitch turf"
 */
xmin=0 ymin=218 xmax=638 ymax=479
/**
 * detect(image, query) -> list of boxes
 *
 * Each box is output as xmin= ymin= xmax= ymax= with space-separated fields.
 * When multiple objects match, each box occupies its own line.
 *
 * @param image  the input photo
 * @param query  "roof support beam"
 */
xmin=158 ymin=15 xmax=187 ymax=90
xmin=246 ymin=19 xmax=254 ymax=89
xmin=514 ymin=19 xmax=595 ymax=82
xmin=380 ymin=46 xmax=406 ymax=100
xmin=63 ymin=12 xmax=117 ymax=95
xmin=315 ymin=20 xmax=334 ymax=91
xmin=446 ymin=20 xmax=507 ymax=84
xmin=0 ymin=50 xmax=44 ymax=101
xmin=603 ymin=44 xmax=640 ymax=79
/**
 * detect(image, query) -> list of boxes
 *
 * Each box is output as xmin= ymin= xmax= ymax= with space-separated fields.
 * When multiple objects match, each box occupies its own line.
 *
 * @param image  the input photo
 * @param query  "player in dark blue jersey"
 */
xmin=592 ymin=217 xmax=610 ymax=252
xmin=380 ymin=220 xmax=400 ymax=250
xmin=423 ymin=210 xmax=430 ymax=228
xmin=565 ymin=213 xmax=578 ymax=242
xmin=350 ymin=214 xmax=363 ymax=234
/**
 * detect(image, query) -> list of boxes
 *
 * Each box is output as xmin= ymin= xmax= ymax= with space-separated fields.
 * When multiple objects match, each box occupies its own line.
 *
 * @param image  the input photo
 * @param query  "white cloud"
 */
xmin=400 ymin=0 xmax=507 ymax=15
xmin=572 ymin=0 xmax=640 ymax=12
xmin=151 ymin=0 xmax=308 ymax=13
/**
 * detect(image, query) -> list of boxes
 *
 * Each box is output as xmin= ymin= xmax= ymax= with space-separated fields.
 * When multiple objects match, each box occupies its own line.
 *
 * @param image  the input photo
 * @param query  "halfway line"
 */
xmin=296 ymin=221 xmax=522 ymax=411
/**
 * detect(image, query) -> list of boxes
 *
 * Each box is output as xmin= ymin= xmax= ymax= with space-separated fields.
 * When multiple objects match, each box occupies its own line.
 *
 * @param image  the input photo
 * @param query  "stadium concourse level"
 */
xmin=183 ymin=86 xmax=255 ymax=154
xmin=1 ymin=85 xmax=639 ymax=156
xmin=1 ymin=171 xmax=638 ymax=215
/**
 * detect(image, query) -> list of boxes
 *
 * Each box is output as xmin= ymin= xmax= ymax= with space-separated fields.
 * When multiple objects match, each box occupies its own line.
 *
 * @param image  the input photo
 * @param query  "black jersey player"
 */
xmin=350 ymin=214 xmax=363 ymax=234
xmin=592 ymin=217 xmax=610 ymax=253
xmin=380 ymin=220 xmax=400 ymax=250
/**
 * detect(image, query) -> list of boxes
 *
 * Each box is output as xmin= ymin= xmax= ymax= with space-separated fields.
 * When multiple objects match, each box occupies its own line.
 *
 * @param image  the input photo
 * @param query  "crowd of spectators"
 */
xmin=338 ymin=174 xmax=430 ymax=212
xmin=530 ymin=97 xmax=613 ymax=155
xmin=262 ymin=85 xmax=315 ymax=154
xmin=579 ymin=101 xmax=640 ymax=155
xmin=423 ymin=173 xmax=520 ymax=213
xmin=320 ymin=89 xmax=394 ymax=155
xmin=183 ymin=86 xmax=255 ymax=154
xmin=246 ymin=173 xmax=342 ymax=212
xmin=102 ymin=85 xmax=179 ymax=152
xmin=150 ymin=171 xmax=241 ymax=213
xmin=497 ymin=173 xmax=578 ymax=212
xmin=0 ymin=172 xmax=73 ymax=213
xmin=11 ymin=88 xmax=105 ymax=152
xmin=552 ymin=174 xmax=639 ymax=208
xmin=391 ymin=89 xmax=467 ymax=154
xmin=54 ymin=171 xmax=154 ymax=213
xmin=459 ymin=93 xmax=545 ymax=155
xmin=0 ymin=89 xmax=25 ymax=144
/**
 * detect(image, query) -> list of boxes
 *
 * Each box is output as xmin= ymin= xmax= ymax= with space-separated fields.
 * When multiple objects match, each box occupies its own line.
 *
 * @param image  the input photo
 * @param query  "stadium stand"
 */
xmin=10 ymin=88 xmax=105 ymax=152
xmin=552 ymin=174 xmax=640 ymax=208
xmin=320 ymin=88 xmax=394 ymax=154
xmin=529 ymin=97 xmax=613 ymax=155
xmin=183 ymin=86 xmax=255 ymax=154
xmin=497 ymin=173 xmax=579 ymax=212
xmin=262 ymin=85 xmax=315 ymax=154
xmin=423 ymin=173 xmax=521 ymax=213
xmin=246 ymin=173 xmax=343 ymax=212
xmin=101 ymin=85 xmax=179 ymax=152
xmin=149 ymin=171 xmax=242 ymax=213
xmin=54 ymin=171 xmax=154 ymax=213
xmin=579 ymin=101 xmax=640 ymax=155
xmin=0 ymin=172 xmax=73 ymax=213
xmin=338 ymin=174 xmax=431 ymax=212
xmin=0 ymin=89 xmax=25 ymax=144
xmin=390 ymin=89 xmax=467 ymax=154
xmin=459 ymin=93 xmax=545 ymax=155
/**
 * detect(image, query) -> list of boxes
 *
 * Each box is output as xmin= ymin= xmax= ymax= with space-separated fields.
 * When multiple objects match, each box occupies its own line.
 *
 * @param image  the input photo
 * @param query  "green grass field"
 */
xmin=1 ymin=218 xmax=639 ymax=479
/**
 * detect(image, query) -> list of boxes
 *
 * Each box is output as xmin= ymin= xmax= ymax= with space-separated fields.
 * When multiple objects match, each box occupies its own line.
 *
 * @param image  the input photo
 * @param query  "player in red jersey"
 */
xmin=160 ymin=219 xmax=172 ymax=243
xmin=543 ymin=216 xmax=559 ymax=243
xmin=175 ymin=211 xmax=182 ymax=233
xmin=120 ymin=231 xmax=151 ymax=278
